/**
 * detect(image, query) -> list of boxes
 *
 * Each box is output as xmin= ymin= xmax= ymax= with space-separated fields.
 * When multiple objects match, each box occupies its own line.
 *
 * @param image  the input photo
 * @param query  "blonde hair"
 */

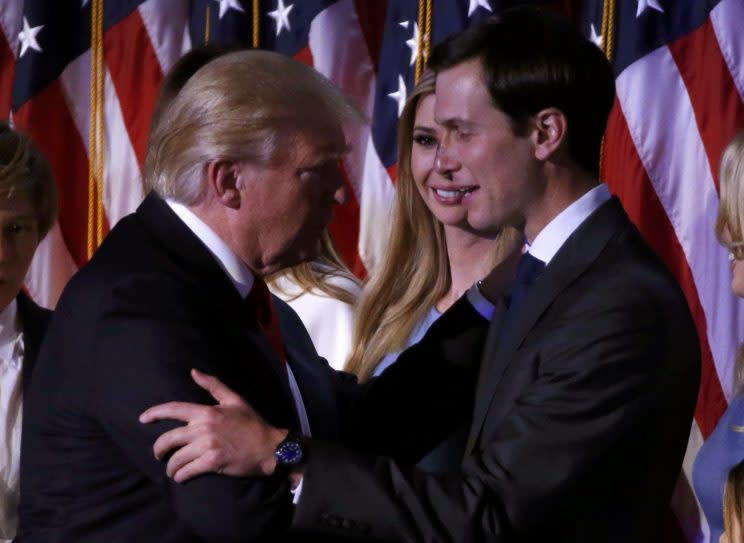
xmin=144 ymin=49 xmax=363 ymax=204
xmin=716 ymin=130 xmax=744 ymax=392
xmin=0 ymin=122 xmax=57 ymax=237
xmin=267 ymin=230 xmax=359 ymax=305
xmin=344 ymin=72 xmax=519 ymax=381
xmin=143 ymin=44 xmax=237 ymax=196
xmin=717 ymin=130 xmax=744 ymax=252
xmin=724 ymin=459 xmax=744 ymax=542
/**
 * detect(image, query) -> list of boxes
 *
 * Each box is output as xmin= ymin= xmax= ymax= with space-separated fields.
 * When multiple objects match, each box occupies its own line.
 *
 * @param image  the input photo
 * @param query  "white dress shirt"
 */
xmin=528 ymin=184 xmax=611 ymax=265
xmin=0 ymin=299 xmax=24 ymax=542
xmin=166 ymin=200 xmax=312 ymax=437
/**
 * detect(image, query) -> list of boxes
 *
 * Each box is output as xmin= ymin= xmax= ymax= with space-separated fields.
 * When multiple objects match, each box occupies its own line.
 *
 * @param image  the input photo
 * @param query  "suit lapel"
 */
xmin=466 ymin=198 xmax=629 ymax=452
xmin=274 ymin=299 xmax=340 ymax=438
xmin=18 ymin=291 xmax=51 ymax=394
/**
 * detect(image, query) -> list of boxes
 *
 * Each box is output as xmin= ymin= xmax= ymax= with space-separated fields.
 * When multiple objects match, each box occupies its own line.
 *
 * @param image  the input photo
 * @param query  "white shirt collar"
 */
xmin=528 ymin=184 xmax=611 ymax=265
xmin=166 ymin=199 xmax=255 ymax=298
xmin=0 ymin=299 xmax=20 ymax=364
xmin=0 ymin=299 xmax=19 ymax=345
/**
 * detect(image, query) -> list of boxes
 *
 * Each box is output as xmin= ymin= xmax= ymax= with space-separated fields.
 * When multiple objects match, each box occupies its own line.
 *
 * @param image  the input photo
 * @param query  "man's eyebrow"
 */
xmin=4 ymin=213 xmax=35 ymax=221
xmin=435 ymin=117 xmax=476 ymax=129
xmin=308 ymin=144 xmax=352 ymax=167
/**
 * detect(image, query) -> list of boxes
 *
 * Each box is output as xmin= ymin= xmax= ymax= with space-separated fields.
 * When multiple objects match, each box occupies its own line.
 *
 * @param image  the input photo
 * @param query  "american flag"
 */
xmin=0 ymin=1 xmax=741 ymax=541
xmin=585 ymin=1 xmax=744 ymax=541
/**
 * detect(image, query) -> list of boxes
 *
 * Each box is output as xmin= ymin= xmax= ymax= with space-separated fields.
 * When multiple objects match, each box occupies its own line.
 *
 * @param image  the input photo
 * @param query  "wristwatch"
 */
xmin=274 ymin=430 xmax=307 ymax=469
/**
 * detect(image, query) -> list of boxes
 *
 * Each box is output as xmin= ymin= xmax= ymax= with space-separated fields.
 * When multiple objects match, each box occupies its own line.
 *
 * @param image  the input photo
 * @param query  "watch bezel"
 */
xmin=274 ymin=430 xmax=306 ymax=467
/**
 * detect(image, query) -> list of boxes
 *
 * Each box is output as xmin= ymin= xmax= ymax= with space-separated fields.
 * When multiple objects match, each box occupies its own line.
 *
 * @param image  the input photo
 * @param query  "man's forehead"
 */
xmin=434 ymin=68 xmax=490 ymax=126
xmin=289 ymin=128 xmax=350 ymax=164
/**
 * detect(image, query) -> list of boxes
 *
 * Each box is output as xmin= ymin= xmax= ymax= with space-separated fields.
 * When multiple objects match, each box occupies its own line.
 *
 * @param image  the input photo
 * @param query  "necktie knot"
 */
xmin=499 ymin=253 xmax=546 ymax=338
xmin=514 ymin=252 xmax=546 ymax=286
xmin=245 ymin=277 xmax=273 ymax=328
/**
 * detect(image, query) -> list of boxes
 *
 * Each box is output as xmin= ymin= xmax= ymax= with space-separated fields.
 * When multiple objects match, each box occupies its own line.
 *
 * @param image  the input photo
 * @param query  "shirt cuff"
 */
xmin=290 ymin=475 xmax=304 ymax=505
xmin=466 ymin=282 xmax=496 ymax=320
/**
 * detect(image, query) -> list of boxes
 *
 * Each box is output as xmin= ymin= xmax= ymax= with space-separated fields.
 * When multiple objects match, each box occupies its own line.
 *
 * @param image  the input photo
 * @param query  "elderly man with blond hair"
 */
xmin=16 ymin=50 xmax=487 ymax=543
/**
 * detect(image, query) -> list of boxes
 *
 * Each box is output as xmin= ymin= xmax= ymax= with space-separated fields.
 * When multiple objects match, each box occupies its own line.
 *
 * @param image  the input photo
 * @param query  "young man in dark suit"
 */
xmin=144 ymin=8 xmax=701 ymax=543
xmin=0 ymin=122 xmax=56 ymax=541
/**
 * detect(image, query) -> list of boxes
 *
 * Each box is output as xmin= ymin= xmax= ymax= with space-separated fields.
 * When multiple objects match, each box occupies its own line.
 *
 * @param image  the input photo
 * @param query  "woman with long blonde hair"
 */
xmin=345 ymin=71 xmax=522 ymax=382
xmin=693 ymin=130 xmax=744 ymax=543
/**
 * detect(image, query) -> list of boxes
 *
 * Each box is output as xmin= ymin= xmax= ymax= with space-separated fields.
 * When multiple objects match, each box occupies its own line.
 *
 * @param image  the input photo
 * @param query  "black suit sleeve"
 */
xmin=291 ymin=297 xmax=676 ymax=542
xmin=331 ymin=295 xmax=491 ymax=463
xmin=92 ymin=280 xmax=291 ymax=542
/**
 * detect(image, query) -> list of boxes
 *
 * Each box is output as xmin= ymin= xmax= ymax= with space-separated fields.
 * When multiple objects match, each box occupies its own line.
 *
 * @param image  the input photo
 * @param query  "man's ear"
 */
xmin=531 ymin=108 xmax=567 ymax=162
xmin=205 ymin=160 xmax=242 ymax=208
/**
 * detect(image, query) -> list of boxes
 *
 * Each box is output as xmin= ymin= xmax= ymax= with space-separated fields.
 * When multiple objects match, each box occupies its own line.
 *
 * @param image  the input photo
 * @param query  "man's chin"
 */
xmin=267 ymin=246 xmax=321 ymax=275
xmin=466 ymin=220 xmax=505 ymax=239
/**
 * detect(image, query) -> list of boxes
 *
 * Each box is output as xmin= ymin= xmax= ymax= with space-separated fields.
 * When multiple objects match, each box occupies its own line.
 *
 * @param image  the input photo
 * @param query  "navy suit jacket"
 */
xmin=292 ymin=198 xmax=701 ymax=543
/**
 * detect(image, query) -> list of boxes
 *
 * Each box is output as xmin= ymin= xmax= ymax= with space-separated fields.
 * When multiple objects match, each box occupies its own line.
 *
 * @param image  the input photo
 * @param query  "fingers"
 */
xmin=172 ymin=447 xmax=226 ymax=483
xmin=153 ymin=428 xmax=227 ymax=482
xmin=153 ymin=425 xmax=198 ymax=460
xmin=191 ymin=369 xmax=247 ymax=407
xmin=139 ymin=401 xmax=210 ymax=424
xmin=166 ymin=439 xmax=224 ymax=482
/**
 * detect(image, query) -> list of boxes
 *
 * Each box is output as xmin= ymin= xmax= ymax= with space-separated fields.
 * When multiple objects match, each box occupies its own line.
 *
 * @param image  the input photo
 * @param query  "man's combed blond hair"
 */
xmin=144 ymin=49 xmax=363 ymax=205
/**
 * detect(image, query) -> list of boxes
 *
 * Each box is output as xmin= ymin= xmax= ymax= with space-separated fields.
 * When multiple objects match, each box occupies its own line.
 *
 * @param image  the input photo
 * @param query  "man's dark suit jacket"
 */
xmin=16 ymin=193 xmax=487 ymax=543
xmin=292 ymin=197 xmax=702 ymax=543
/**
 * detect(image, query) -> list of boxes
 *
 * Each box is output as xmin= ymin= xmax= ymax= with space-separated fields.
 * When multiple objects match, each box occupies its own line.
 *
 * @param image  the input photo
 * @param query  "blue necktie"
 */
xmin=499 ymin=252 xmax=546 ymax=338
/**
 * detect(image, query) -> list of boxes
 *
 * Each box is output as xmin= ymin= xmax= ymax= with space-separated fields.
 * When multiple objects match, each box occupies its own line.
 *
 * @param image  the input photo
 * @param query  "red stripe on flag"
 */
xmin=668 ymin=18 xmax=744 ymax=188
xmin=331 ymin=162 xmax=366 ymax=279
xmin=602 ymin=100 xmax=727 ymax=438
xmin=294 ymin=45 xmax=314 ymax=67
xmin=104 ymin=9 xmax=163 ymax=169
xmin=14 ymin=80 xmax=92 ymax=267
xmin=386 ymin=163 xmax=398 ymax=184
xmin=0 ymin=31 xmax=14 ymax=120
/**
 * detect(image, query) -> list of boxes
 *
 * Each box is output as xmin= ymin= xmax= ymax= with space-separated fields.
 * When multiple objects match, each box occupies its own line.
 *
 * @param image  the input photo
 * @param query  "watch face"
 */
xmin=276 ymin=440 xmax=304 ymax=465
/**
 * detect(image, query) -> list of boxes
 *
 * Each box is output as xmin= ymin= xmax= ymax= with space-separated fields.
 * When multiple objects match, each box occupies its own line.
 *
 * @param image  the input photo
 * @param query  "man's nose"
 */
xmin=434 ymin=139 xmax=459 ymax=176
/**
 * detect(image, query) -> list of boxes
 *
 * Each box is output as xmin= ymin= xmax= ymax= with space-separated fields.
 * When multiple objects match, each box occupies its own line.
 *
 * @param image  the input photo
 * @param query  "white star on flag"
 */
xmin=18 ymin=17 xmax=44 ymax=58
xmin=388 ymin=75 xmax=408 ymax=118
xmin=636 ymin=0 xmax=664 ymax=17
xmin=468 ymin=0 xmax=492 ymax=17
xmin=215 ymin=0 xmax=245 ymax=20
xmin=268 ymin=0 xmax=294 ymax=37
xmin=405 ymin=22 xmax=420 ymax=67
xmin=81 ymin=0 xmax=90 ymax=7
xmin=398 ymin=21 xmax=409 ymax=30
xmin=589 ymin=23 xmax=602 ymax=48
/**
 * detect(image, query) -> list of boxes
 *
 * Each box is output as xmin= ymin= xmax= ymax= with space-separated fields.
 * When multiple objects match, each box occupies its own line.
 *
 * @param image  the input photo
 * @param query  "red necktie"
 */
xmin=245 ymin=277 xmax=287 ymax=375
